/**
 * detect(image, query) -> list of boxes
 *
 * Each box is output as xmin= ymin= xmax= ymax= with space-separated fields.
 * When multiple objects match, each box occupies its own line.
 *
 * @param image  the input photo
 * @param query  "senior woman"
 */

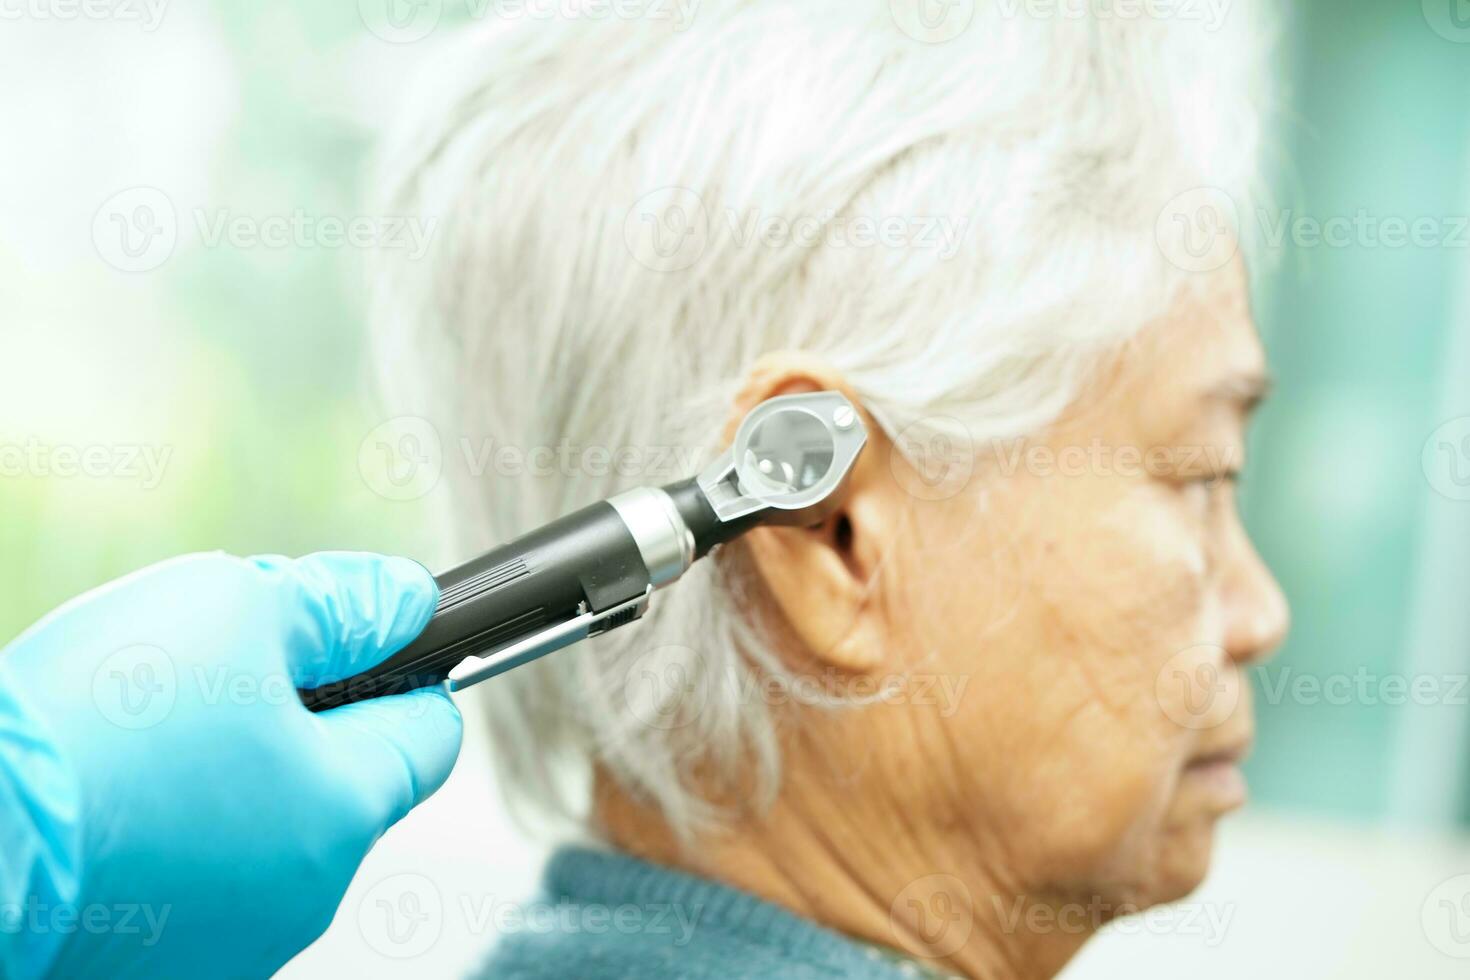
xmin=369 ymin=2 xmax=1288 ymax=976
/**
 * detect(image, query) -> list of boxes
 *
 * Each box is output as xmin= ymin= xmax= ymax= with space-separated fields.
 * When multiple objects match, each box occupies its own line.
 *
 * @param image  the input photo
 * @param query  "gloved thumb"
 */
xmin=267 ymin=550 xmax=463 ymax=827
xmin=313 ymin=687 xmax=464 ymax=830
xmin=260 ymin=550 xmax=440 ymax=690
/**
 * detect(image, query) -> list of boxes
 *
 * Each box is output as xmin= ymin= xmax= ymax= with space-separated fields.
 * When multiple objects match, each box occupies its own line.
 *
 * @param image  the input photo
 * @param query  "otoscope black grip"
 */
xmin=298 ymin=500 xmax=652 ymax=712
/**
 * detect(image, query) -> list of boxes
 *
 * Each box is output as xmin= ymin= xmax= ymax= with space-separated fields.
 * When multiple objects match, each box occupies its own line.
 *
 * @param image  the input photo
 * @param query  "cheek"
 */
xmin=1072 ymin=487 xmax=1212 ymax=642
xmin=982 ymin=480 xmax=1216 ymax=876
xmin=881 ymin=476 xmax=1219 ymax=885
xmin=1032 ymin=480 xmax=1213 ymax=715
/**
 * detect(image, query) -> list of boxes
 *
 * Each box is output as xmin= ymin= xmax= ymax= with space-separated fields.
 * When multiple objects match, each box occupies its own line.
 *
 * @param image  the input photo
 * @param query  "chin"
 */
xmin=1061 ymin=809 xmax=1222 ymax=917
xmin=1148 ymin=818 xmax=1223 ymax=904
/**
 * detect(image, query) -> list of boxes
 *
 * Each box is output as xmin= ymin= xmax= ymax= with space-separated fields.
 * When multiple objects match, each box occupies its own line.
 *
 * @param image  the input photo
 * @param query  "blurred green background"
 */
xmin=0 ymin=6 xmax=434 ymax=633
xmin=1 ymin=0 xmax=1467 ymax=844
xmin=1244 ymin=0 xmax=1470 ymax=830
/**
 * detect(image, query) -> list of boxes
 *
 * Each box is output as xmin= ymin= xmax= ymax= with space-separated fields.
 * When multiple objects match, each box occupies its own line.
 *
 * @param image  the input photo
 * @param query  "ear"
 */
xmin=725 ymin=351 xmax=898 ymax=674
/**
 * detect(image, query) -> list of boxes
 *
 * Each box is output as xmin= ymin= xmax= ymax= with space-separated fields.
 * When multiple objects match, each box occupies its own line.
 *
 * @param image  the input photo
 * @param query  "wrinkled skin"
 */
xmin=598 ymin=259 xmax=1289 ymax=979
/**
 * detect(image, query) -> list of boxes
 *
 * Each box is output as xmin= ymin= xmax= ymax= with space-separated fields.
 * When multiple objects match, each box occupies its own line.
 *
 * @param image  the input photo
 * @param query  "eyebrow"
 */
xmin=1210 ymin=372 xmax=1273 ymax=416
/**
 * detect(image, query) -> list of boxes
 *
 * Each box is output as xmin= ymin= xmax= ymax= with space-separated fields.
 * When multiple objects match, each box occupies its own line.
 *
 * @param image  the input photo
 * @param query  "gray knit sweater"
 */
xmin=474 ymin=846 xmax=932 ymax=979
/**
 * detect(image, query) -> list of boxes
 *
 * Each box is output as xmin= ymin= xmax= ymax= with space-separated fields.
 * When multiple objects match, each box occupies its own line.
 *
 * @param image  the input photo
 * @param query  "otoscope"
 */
xmin=298 ymin=391 xmax=867 ymax=711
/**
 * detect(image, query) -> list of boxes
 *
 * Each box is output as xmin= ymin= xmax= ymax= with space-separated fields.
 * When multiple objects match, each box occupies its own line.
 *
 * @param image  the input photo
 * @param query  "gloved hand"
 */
xmin=0 ymin=551 xmax=462 ymax=979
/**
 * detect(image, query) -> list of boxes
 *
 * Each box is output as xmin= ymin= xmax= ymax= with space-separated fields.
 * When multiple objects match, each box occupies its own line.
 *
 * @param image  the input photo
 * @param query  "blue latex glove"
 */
xmin=0 ymin=551 xmax=462 ymax=979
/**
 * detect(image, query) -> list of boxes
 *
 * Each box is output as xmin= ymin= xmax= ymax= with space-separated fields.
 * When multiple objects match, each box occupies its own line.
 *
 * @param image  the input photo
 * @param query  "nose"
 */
xmin=1220 ymin=518 xmax=1289 ymax=666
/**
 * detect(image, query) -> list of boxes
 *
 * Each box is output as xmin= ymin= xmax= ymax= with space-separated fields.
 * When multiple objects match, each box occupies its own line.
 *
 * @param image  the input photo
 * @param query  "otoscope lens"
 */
xmin=741 ymin=409 xmax=835 ymax=495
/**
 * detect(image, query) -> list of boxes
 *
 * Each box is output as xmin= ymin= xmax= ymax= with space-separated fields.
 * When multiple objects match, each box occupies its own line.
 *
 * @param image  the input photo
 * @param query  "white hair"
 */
xmin=369 ymin=0 xmax=1270 ymax=839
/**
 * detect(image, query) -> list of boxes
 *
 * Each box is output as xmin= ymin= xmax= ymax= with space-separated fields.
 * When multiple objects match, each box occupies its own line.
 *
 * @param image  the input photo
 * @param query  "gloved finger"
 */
xmin=262 ymin=551 xmax=439 ymax=688
xmin=314 ymin=686 xmax=463 ymax=828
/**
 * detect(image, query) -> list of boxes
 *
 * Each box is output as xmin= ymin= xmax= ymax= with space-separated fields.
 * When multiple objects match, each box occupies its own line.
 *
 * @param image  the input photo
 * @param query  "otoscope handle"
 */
xmin=297 ymin=499 xmax=653 ymax=712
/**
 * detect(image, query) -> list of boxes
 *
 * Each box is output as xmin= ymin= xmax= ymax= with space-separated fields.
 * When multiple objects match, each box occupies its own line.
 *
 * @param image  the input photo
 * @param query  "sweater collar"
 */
xmin=542 ymin=845 xmax=957 ymax=978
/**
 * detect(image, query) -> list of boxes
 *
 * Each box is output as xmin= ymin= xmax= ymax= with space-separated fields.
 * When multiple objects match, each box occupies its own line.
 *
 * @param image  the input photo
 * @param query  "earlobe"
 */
xmin=740 ymin=516 xmax=887 ymax=675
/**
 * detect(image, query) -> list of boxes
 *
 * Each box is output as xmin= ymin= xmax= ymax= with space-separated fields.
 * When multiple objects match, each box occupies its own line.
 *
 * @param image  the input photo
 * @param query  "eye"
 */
xmin=1179 ymin=469 xmax=1240 ymax=515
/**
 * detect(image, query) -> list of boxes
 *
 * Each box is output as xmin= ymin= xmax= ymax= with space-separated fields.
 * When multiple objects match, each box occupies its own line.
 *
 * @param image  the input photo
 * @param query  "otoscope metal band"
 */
xmin=606 ymin=487 xmax=696 ymax=588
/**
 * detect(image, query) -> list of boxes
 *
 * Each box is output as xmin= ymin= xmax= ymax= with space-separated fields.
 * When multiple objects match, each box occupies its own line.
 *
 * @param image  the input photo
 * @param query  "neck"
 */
xmin=594 ymin=773 xmax=1094 ymax=980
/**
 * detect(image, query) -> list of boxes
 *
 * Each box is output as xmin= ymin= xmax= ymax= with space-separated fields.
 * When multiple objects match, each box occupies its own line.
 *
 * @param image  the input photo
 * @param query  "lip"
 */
xmin=1183 ymin=738 xmax=1252 ymax=809
xmin=1187 ymin=738 xmax=1252 ymax=769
